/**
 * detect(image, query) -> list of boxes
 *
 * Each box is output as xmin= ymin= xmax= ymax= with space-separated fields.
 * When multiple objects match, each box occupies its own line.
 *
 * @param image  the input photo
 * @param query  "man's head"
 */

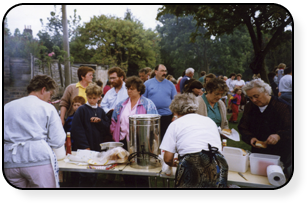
xmin=185 ymin=68 xmax=195 ymax=78
xmin=284 ymin=67 xmax=292 ymax=75
xmin=154 ymin=64 xmax=167 ymax=82
xmin=72 ymin=96 xmax=86 ymax=112
xmin=200 ymin=71 xmax=206 ymax=77
xmin=278 ymin=63 xmax=286 ymax=70
xmin=108 ymin=67 xmax=126 ymax=88
xmin=139 ymin=68 xmax=149 ymax=82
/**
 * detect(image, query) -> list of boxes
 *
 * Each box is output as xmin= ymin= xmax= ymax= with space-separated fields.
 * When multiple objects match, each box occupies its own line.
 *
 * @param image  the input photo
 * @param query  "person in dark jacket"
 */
xmin=238 ymin=79 xmax=292 ymax=179
xmin=71 ymin=83 xmax=110 ymax=187
xmin=268 ymin=72 xmax=278 ymax=97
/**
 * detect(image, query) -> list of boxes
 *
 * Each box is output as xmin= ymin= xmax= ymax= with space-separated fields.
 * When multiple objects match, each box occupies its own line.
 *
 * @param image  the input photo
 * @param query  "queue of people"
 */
xmin=3 ymin=63 xmax=292 ymax=188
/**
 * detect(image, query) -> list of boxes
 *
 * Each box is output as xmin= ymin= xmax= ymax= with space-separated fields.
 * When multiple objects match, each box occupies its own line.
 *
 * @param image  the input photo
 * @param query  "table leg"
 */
xmin=148 ymin=176 xmax=151 ymax=188
xmin=166 ymin=178 xmax=169 ymax=188
xmin=155 ymin=177 xmax=157 ymax=188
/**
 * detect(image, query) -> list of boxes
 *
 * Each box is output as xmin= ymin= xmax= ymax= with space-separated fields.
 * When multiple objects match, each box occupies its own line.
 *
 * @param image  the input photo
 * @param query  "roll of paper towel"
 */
xmin=267 ymin=165 xmax=286 ymax=186
xmin=52 ymin=145 xmax=66 ymax=160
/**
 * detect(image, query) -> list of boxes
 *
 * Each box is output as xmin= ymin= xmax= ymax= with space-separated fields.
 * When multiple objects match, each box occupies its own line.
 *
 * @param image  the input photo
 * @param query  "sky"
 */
xmin=4 ymin=4 xmax=163 ymax=39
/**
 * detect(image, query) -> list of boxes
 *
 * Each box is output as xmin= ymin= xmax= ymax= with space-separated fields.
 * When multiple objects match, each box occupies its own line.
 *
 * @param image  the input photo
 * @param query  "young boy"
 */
xmin=71 ymin=83 xmax=110 ymax=152
xmin=63 ymin=96 xmax=85 ymax=144
xmin=71 ymin=83 xmax=110 ymax=187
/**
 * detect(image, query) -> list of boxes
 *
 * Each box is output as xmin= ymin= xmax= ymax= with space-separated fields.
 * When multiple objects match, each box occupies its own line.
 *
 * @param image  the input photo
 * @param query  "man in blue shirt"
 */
xmin=179 ymin=68 xmax=195 ymax=93
xmin=143 ymin=64 xmax=177 ymax=141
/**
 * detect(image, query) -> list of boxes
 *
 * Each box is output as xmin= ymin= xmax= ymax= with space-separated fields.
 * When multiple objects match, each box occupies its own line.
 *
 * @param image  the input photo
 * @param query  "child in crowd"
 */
xmin=228 ymin=87 xmax=242 ymax=123
xmin=63 ymin=96 xmax=85 ymax=150
xmin=71 ymin=83 xmax=111 ymax=187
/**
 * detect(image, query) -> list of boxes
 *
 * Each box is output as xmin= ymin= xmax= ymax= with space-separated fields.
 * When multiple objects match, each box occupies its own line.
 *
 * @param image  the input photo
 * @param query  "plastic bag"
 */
xmin=90 ymin=147 xmax=130 ymax=165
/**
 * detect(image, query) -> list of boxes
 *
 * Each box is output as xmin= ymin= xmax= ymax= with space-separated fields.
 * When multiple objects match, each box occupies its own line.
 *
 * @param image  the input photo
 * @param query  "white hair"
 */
xmin=169 ymin=93 xmax=199 ymax=115
xmin=185 ymin=68 xmax=195 ymax=74
xmin=242 ymin=79 xmax=272 ymax=95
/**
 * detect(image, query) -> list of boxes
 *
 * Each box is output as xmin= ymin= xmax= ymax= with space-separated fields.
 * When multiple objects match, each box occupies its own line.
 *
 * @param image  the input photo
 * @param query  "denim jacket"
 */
xmin=110 ymin=95 xmax=158 ymax=142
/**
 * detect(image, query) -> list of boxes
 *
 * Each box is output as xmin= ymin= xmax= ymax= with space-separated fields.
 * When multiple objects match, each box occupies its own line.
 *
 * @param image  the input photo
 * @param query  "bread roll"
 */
xmin=222 ymin=128 xmax=232 ymax=135
xmin=241 ymin=149 xmax=247 ymax=156
xmin=255 ymin=141 xmax=267 ymax=148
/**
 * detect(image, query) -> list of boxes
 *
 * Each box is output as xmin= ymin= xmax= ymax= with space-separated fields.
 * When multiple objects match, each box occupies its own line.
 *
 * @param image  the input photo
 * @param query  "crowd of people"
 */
xmin=3 ymin=62 xmax=292 ymax=188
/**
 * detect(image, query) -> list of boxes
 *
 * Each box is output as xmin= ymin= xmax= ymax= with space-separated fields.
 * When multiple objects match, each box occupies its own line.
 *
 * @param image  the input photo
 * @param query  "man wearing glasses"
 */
xmin=101 ymin=67 xmax=128 ymax=120
xmin=143 ymin=64 xmax=177 ymax=141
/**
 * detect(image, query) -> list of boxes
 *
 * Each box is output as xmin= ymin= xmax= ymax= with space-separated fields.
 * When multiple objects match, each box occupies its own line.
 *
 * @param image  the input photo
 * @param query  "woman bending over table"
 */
xmin=159 ymin=93 xmax=228 ymax=188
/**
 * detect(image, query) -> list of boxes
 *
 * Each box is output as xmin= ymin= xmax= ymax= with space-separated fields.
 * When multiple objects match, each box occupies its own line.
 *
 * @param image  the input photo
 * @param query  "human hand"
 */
xmin=61 ymin=118 xmax=65 ymax=126
xmin=90 ymin=117 xmax=101 ymax=123
xmin=266 ymin=134 xmax=280 ymax=145
xmin=250 ymin=138 xmax=259 ymax=148
xmin=278 ymin=92 xmax=281 ymax=97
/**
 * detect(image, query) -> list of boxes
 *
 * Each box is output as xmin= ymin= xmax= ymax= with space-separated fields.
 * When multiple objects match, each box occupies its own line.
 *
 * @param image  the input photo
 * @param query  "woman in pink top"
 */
xmin=110 ymin=76 xmax=158 ymax=150
xmin=229 ymin=87 xmax=242 ymax=123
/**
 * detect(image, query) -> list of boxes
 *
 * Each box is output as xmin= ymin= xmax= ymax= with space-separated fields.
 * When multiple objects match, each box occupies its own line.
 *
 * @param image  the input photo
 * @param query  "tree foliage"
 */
xmin=157 ymin=4 xmax=293 ymax=82
xmin=71 ymin=14 xmax=160 ymax=75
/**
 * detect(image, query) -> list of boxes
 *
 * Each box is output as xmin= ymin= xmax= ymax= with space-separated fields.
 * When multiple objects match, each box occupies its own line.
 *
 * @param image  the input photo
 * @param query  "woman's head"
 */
xmin=242 ymin=79 xmax=272 ymax=107
xmin=278 ymin=63 xmax=286 ymax=69
xmin=236 ymin=73 xmax=242 ymax=81
xmin=77 ymin=66 xmax=95 ymax=82
xmin=184 ymin=79 xmax=203 ymax=96
xmin=125 ymin=76 xmax=145 ymax=96
xmin=204 ymin=73 xmax=216 ymax=84
xmin=169 ymin=93 xmax=199 ymax=116
xmin=27 ymin=74 xmax=57 ymax=94
xmin=204 ymin=78 xmax=229 ymax=95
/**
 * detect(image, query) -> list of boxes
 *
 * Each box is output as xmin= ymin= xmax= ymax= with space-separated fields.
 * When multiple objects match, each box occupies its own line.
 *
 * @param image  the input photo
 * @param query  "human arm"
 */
xmin=59 ymin=85 xmax=74 ymax=125
xmin=100 ymin=91 xmax=112 ymax=113
xmin=46 ymin=107 xmax=66 ymax=148
xmin=60 ymin=106 xmax=67 ymax=126
xmin=164 ymin=151 xmax=178 ymax=167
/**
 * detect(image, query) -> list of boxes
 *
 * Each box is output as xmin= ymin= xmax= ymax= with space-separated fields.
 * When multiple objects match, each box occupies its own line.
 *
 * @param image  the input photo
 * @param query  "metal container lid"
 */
xmin=129 ymin=114 xmax=161 ymax=120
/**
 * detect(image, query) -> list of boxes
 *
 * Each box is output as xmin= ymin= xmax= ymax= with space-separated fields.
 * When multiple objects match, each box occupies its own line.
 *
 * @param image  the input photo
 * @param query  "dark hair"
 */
xmin=154 ymin=64 xmax=165 ymax=71
xmin=27 ymin=75 xmax=57 ymax=94
xmin=150 ymin=70 xmax=156 ymax=78
xmin=139 ymin=67 xmax=150 ymax=74
xmin=72 ymin=96 xmax=86 ymax=105
xmin=125 ymin=76 xmax=145 ymax=95
xmin=236 ymin=73 xmax=242 ymax=78
xmin=205 ymin=73 xmax=216 ymax=79
xmin=184 ymin=79 xmax=203 ymax=93
xmin=95 ymin=79 xmax=103 ymax=87
xmin=204 ymin=78 xmax=229 ymax=94
xmin=284 ymin=67 xmax=292 ymax=75
xmin=228 ymin=73 xmax=236 ymax=78
xmin=108 ymin=67 xmax=126 ymax=80
xmin=77 ymin=66 xmax=95 ymax=81
xmin=200 ymin=71 xmax=206 ymax=76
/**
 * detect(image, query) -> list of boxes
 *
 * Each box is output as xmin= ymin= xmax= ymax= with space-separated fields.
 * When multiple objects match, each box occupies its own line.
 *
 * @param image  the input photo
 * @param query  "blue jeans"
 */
xmin=280 ymin=92 xmax=292 ymax=106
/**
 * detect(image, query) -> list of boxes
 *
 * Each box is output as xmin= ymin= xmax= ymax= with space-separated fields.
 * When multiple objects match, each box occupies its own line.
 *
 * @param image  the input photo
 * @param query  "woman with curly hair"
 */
xmin=159 ymin=93 xmax=228 ymax=188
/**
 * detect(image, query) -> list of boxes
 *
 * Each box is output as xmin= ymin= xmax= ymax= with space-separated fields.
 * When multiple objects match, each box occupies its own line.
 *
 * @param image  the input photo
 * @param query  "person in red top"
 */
xmin=103 ymin=80 xmax=112 ymax=96
xmin=229 ymin=87 xmax=242 ymax=123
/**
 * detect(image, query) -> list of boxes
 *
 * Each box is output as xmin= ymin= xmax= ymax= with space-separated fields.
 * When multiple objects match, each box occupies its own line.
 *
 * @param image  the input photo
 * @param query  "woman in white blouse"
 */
xmin=233 ymin=73 xmax=246 ymax=110
xmin=159 ymin=93 xmax=228 ymax=188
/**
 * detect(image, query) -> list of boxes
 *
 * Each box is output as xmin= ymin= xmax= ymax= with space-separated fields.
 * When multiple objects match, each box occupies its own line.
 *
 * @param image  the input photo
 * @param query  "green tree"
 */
xmin=156 ymin=14 xmax=212 ymax=78
xmin=157 ymin=4 xmax=292 ymax=83
xmin=72 ymin=14 xmax=160 ymax=75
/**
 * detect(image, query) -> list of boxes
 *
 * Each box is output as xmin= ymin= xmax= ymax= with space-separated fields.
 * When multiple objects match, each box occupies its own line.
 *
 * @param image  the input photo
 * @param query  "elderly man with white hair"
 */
xmin=179 ymin=67 xmax=195 ymax=93
xmin=238 ymin=79 xmax=292 ymax=179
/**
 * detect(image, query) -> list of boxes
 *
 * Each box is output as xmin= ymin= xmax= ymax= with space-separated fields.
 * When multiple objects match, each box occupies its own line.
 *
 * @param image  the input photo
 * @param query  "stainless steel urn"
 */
xmin=129 ymin=114 xmax=161 ymax=169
